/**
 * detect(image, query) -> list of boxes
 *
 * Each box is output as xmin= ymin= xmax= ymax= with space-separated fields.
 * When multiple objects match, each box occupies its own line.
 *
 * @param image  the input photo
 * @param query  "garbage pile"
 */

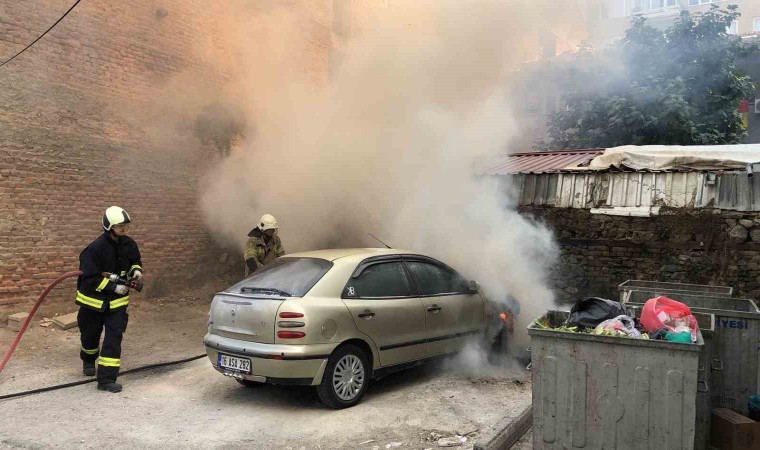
xmin=534 ymin=296 xmax=699 ymax=343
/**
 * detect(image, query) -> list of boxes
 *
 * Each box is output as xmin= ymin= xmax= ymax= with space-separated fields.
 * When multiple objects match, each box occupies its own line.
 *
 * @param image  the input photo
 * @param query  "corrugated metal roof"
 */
xmin=482 ymin=149 xmax=605 ymax=175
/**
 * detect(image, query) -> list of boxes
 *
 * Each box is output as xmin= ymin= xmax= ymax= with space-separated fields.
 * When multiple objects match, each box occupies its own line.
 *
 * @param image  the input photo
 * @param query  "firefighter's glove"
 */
xmin=113 ymin=284 xmax=129 ymax=296
xmin=132 ymin=270 xmax=143 ymax=281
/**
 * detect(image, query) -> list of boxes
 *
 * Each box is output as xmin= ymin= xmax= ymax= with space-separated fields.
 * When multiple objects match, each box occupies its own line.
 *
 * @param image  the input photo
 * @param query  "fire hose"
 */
xmin=0 ymin=271 xmax=206 ymax=400
xmin=0 ymin=271 xmax=83 ymax=376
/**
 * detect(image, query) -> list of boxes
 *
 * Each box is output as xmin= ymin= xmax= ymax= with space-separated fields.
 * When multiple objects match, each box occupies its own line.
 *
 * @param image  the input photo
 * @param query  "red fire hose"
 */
xmin=0 ymin=270 xmax=82 ymax=376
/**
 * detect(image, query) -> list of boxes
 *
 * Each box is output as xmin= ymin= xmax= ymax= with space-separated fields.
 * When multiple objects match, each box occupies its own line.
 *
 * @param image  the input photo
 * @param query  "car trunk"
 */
xmin=208 ymin=293 xmax=284 ymax=344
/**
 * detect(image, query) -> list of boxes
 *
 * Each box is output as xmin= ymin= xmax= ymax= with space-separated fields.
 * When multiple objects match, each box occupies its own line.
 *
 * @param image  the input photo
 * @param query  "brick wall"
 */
xmin=0 ymin=1 xmax=332 ymax=310
xmin=522 ymin=206 xmax=760 ymax=303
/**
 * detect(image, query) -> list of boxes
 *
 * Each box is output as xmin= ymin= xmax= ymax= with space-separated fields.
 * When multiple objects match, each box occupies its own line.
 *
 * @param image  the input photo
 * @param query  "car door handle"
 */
xmin=427 ymin=304 xmax=442 ymax=312
xmin=358 ymin=310 xmax=375 ymax=319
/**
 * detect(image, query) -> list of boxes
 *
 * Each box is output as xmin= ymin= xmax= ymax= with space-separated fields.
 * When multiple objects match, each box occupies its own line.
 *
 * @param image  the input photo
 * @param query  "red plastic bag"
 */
xmin=640 ymin=296 xmax=698 ymax=342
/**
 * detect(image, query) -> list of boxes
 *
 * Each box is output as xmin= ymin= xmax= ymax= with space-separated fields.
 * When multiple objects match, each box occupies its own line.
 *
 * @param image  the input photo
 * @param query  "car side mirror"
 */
xmin=469 ymin=280 xmax=480 ymax=293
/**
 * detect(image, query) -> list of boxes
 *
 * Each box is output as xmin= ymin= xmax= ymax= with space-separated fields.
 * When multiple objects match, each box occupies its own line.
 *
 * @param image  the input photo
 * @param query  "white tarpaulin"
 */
xmin=575 ymin=144 xmax=760 ymax=171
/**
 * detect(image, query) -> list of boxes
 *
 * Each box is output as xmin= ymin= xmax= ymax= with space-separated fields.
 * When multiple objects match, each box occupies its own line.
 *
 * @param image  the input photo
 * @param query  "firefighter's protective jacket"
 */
xmin=244 ymin=227 xmax=285 ymax=273
xmin=76 ymin=232 xmax=142 ymax=311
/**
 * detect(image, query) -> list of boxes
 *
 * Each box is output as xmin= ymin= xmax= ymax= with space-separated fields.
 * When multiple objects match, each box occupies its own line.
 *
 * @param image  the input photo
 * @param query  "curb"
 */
xmin=473 ymin=404 xmax=532 ymax=450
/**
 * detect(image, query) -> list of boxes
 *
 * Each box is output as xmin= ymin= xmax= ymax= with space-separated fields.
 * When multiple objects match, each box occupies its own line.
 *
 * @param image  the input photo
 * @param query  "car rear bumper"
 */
xmin=203 ymin=333 xmax=336 ymax=386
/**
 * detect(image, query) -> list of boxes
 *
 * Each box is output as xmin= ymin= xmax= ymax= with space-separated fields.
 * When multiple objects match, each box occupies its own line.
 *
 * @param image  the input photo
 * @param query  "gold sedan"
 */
xmin=205 ymin=248 xmax=486 ymax=409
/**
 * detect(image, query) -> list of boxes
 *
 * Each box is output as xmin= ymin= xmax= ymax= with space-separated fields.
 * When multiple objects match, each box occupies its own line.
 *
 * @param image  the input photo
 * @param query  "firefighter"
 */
xmin=244 ymin=214 xmax=285 ymax=276
xmin=76 ymin=206 xmax=143 ymax=393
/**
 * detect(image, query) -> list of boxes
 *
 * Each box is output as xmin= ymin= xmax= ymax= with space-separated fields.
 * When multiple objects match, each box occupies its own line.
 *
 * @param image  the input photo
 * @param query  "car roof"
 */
xmin=283 ymin=248 xmax=417 ymax=262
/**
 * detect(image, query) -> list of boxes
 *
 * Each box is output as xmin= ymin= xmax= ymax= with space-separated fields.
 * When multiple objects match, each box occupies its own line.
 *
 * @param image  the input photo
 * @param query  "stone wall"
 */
xmin=521 ymin=206 xmax=760 ymax=303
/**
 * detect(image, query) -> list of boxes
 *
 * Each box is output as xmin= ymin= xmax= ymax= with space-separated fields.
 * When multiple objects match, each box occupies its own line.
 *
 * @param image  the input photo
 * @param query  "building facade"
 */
xmin=586 ymin=0 xmax=760 ymax=45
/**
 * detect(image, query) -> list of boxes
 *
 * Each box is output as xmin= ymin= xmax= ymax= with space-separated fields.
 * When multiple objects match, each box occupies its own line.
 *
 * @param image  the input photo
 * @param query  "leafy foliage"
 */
xmin=537 ymin=6 xmax=756 ymax=149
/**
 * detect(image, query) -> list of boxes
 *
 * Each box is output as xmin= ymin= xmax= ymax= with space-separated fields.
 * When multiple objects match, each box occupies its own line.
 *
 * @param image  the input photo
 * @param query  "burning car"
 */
xmin=204 ymin=248 xmax=495 ymax=408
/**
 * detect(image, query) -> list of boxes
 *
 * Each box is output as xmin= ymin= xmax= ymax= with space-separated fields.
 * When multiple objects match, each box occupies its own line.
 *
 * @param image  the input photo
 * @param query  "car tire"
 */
xmin=236 ymin=379 xmax=264 ymax=388
xmin=316 ymin=344 xmax=369 ymax=409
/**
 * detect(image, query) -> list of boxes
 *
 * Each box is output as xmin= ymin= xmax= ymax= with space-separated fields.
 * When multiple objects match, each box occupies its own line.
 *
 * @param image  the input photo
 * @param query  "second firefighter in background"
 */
xmin=244 ymin=213 xmax=285 ymax=276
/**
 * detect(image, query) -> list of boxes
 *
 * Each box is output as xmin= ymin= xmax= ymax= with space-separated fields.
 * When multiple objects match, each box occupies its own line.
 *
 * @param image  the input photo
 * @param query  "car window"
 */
xmin=348 ymin=262 xmax=412 ymax=298
xmin=406 ymin=261 xmax=470 ymax=296
xmin=229 ymin=257 xmax=333 ymax=297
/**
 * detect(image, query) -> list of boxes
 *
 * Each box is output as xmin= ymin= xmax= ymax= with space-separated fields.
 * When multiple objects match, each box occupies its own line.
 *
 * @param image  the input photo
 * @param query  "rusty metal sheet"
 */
xmin=482 ymin=149 xmax=604 ymax=175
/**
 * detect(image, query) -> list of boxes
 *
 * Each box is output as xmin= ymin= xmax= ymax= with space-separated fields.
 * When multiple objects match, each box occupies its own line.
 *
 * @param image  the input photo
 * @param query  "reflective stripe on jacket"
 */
xmin=75 ymin=232 xmax=142 ymax=312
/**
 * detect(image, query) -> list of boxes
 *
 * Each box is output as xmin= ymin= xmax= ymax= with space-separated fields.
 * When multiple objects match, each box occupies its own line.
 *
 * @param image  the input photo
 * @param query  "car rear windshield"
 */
xmin=228 ymin=257 xmax=333 ymax=297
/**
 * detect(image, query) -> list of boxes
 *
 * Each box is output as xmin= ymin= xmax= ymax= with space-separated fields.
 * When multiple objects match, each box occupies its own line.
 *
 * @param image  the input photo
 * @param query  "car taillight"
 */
xmin=279 ymin=312 xmax=304 ymax=318
xmin=277 ymin=331 xmax=306 ymax=339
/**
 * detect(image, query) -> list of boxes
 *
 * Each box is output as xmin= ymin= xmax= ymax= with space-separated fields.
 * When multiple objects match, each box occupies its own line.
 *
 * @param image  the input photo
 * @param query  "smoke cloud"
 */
xmin=198 ymin=0 xmax=584 ymax=348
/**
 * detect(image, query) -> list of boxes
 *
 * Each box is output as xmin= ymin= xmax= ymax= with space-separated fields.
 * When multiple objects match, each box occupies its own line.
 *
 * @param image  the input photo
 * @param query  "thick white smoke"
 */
xmin=200 ymin=0 xmax=575 ymax=349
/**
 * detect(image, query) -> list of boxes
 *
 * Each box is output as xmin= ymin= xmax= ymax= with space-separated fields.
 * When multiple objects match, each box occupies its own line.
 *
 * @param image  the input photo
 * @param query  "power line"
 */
xmin=0 ymin=0 xmax=84 ymax=69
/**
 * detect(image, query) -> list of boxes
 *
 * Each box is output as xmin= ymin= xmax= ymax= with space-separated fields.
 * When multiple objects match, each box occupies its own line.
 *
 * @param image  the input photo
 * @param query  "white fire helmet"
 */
xmin=103 ymin=206 xmax=131 ymax=231
xmin=259 ymin=214 xmax=278 ymax=231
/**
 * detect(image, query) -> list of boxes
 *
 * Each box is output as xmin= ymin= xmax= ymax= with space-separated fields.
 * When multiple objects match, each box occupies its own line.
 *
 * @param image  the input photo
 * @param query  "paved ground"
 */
xmin=0 ymin=287 xmax=532 ymax=449
xmin=0 ymin=285 xmax=215 ymax=395
xmin=1 ymin=359 xmax=531 ymax=449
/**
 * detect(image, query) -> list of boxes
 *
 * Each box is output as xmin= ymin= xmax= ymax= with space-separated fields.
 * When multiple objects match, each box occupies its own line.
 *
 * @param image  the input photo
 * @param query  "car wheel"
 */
xmin=236 ymin=379 xmax=264 ymax=388
xmin=316 ymin=344 xmax=369 ymax=409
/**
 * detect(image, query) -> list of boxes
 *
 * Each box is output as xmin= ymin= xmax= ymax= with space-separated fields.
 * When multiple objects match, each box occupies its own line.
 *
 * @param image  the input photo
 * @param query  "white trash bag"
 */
xmin=594 ymin=315 xmax=641 ymax=338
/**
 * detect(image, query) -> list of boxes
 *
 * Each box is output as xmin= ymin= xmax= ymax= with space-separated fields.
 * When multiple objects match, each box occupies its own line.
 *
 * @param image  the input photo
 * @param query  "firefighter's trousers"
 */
xmin=77 ymin=306 xmax=129 ymax=384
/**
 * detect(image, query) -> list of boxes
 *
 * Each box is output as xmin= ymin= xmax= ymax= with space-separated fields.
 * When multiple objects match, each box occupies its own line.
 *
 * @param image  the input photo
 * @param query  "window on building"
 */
xmin=655 ymin=0 xmax=677 ymax=6
xmin=612 ymin=0 xmax=677 ymax=17
xmin=688 ymin=0 xmax=720 ymax=5
xmin=611 ymin=0 xmax=627 ymax=18
xmin=754 ymin=17 xmax=760 ymax=32
xmin=728 ymin=20 xmax=738 ymax=35
xmin=633 ymin=0 xmax=677 ymax=10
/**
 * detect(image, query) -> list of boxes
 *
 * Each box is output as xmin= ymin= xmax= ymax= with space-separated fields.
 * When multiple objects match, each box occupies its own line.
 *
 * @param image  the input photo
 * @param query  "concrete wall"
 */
xmin=521 ymin=206 xmax=760 ymax=303
xmin=0 ymin=1 xmax=332 ymax=309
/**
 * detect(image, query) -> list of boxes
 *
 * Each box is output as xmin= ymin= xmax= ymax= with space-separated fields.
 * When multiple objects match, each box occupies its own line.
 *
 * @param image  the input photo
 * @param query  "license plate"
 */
xmin=218 ymin=353 xmax=251 ymax=374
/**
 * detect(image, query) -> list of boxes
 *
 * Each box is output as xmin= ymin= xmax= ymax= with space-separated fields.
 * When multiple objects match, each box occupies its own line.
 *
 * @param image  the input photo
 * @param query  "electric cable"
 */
xmin=0 ymin=0 xmax=84 ymax=68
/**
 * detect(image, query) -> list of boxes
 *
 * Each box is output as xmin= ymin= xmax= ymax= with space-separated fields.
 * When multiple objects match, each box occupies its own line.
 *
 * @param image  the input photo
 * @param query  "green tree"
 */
xmin=537 ymin=6 xmax=756 ymax=150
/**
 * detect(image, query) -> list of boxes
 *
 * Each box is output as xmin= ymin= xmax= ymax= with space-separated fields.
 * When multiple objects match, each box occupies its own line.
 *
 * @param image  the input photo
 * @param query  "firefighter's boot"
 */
xmin=97 ymin=382 xmax=122 ymax=393
xmin=83 ymin=361 xmax=96 ymax=377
